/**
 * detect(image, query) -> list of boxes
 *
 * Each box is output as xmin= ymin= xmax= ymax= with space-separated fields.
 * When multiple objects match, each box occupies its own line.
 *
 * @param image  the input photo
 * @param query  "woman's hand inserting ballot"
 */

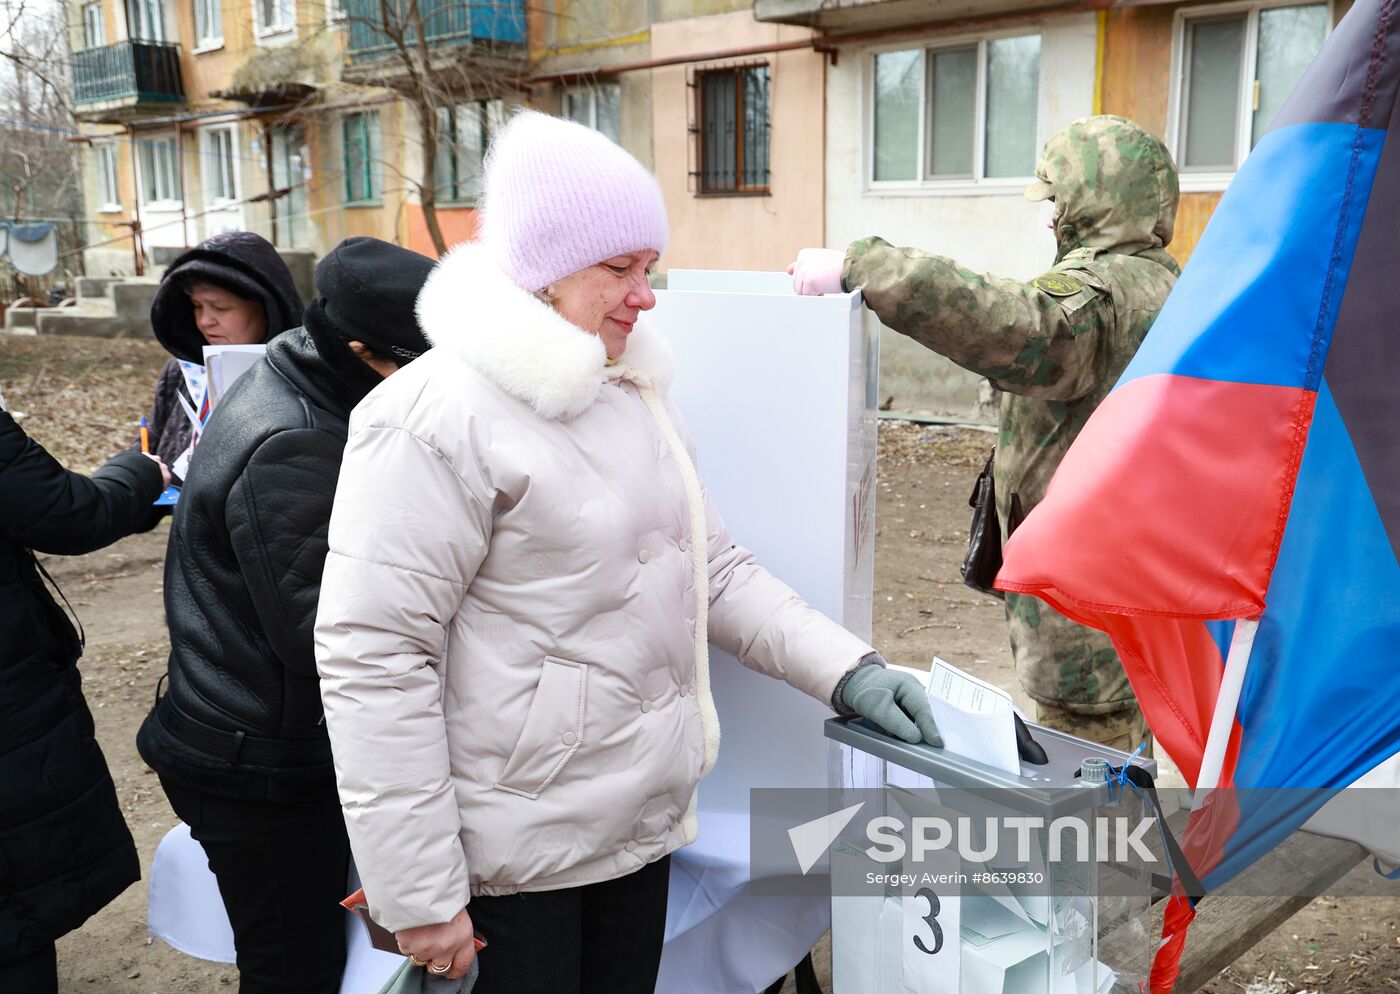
xmin=840 ymin=662 xmax=943 ymax=747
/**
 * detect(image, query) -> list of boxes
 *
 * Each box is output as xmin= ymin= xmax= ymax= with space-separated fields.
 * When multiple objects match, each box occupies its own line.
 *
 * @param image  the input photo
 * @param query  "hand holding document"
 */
xmin=924 ymin=658 xmax=1021 ymax=776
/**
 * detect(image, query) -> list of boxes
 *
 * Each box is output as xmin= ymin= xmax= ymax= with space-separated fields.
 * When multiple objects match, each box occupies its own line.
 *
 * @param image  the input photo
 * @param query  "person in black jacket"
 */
xmin=138 ymin=231 xmax=303 ymax=485
xmin=0 ymin=406 xmax=167 ymax=993
xmin=136 ymin=237 xmax=436 ymax=994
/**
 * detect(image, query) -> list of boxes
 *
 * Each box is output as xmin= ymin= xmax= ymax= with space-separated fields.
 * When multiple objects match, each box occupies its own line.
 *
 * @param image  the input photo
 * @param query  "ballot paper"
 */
xmin=925 ymin=657 xmax=1021 ymax=775
xmin=202 ymin=345 xmax=266 ymax=410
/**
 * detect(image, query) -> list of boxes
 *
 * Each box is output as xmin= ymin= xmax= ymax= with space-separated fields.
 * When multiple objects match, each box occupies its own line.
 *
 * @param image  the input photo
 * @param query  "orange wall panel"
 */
xmin=407 ymin=205 xmax=481 ymax=258
xmin=1100 ymin=7 xmax=1175 ymax=138
xmin=1168 ymin=191 xmax=1222 ymax=266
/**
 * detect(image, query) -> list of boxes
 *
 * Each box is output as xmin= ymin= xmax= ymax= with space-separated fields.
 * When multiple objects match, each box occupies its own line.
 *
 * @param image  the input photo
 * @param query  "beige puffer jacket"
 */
xmin=314 ymin=245 xmax=872 ymax=931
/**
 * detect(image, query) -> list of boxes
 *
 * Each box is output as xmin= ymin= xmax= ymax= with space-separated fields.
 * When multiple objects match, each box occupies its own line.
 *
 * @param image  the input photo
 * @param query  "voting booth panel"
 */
xmin=826 ymin=718 xmax=1159 ymax=994
xmin=650 ymin=270 xmax=879 ymax=811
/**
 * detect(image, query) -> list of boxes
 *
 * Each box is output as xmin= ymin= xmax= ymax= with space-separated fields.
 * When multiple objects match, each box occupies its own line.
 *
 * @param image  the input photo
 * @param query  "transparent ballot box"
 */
xmin=825 ymin=716 xmax=1160 ymax=994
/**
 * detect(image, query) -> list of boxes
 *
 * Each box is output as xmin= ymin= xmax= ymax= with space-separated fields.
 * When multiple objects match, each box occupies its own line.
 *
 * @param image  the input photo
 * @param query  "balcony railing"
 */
xmin=344 ymin=0 xmax=525 ymax=62
xmin=73 ymin=40 xmax=184 ymax=106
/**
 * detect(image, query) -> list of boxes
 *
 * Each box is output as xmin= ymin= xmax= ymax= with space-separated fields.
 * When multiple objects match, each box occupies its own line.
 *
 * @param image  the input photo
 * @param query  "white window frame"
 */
xmin=82 ymin=2 xmax=105 ymax=48
xmin=95 ymin=142 xmax=121 ymax=211
xmin=199 ymin=124 xmax=239 ymax=205
xmin=563 ymin=84 xmax=621 ymax=143
xmin=137 ymin=133 xmax=182 ymax=209
xmin=1167 ymin=0 xmax=1334 ymax=192
xmin=864 ymin=29 xmax=1044 ymax=196
xmin=193 ymin=0 xmax=223 ymax=51
xmin=253 ymin=0 xmax=294 ymax=39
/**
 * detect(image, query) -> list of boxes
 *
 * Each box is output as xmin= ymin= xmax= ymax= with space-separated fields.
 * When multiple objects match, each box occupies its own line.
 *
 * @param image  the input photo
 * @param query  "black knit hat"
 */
xmin=314 ymin=237 xmax=435 ymax=363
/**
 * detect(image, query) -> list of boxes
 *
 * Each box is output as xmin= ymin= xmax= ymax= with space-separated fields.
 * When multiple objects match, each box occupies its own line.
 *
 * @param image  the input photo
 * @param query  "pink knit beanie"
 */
xmin=480 ymin=111 xmax=669 ymax=292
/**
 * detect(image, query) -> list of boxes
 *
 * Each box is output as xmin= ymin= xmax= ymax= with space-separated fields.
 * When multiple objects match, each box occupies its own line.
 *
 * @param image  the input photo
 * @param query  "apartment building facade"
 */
xmin=71 ymin=0 xmax=1350 ymax=409
xmin=69 ymin=0 xmax=528 ymax=272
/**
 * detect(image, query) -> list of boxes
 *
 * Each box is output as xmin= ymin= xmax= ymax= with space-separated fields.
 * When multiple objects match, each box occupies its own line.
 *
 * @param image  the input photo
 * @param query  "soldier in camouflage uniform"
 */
xmin=790 ymin=115 xmax=1180 ymax=751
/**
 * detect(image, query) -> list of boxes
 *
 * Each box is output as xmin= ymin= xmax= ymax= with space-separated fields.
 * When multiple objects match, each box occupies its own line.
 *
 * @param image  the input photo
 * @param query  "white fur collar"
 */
xmin=416 ymin=243 xmax=674 ymax=421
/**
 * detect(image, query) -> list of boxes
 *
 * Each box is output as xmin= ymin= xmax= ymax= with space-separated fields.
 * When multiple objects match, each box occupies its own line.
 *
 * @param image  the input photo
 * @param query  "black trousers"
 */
xmin=161 ymin=779 xmax=352 ymax=994
xmin=0 ymin=941 xmax=56 ymax=994
xmin=468 ymin=854 xmax=672 ymax=994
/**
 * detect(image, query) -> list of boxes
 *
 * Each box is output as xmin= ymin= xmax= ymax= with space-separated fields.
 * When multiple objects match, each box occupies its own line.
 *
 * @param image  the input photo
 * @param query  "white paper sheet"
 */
xmin=202 ymin=344 xmax=266 ymax=410
xmin=926 ymin=657 xmax=1021 ymax=775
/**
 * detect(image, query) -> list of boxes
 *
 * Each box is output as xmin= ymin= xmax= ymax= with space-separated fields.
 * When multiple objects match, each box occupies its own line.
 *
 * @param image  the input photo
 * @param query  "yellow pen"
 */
xmin=139 ymin=415 xmax=150 ymax=454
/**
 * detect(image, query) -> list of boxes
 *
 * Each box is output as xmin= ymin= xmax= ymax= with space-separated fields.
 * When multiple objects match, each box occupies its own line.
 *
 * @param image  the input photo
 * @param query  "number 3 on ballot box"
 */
xmin=903 ymin=884 xmax=960 ymax=992
xmin=912 ymin=887 xmax=944 ymax=955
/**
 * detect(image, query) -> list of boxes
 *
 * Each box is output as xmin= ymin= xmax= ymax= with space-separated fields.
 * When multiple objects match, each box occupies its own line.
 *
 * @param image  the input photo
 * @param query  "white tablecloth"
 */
xmin=148 ymin=809 xmax=822 ymax=994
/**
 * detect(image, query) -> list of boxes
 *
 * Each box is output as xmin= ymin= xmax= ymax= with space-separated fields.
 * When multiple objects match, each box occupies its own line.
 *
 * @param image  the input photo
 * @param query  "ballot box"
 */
xmin=826 ymin=716 xmax=1162 ymax=994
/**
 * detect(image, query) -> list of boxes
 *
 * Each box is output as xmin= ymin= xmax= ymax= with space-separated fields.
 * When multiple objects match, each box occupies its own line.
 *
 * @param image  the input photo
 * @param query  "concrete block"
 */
xmin=4 ymin=307 xmax=39 ymax=330
xmin=76 ymin=277 xmax=120 ymax=301
xmin=111 ymin=280 xmax=162 ymax=322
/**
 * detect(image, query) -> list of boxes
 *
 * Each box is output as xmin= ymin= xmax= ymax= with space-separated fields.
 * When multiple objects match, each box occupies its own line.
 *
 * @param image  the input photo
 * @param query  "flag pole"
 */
xmin=1195 ymin=617 xmax=1260 ymax=796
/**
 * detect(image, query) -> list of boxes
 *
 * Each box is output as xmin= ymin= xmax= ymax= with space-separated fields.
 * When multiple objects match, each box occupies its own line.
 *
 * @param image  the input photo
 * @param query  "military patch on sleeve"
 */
xmin=1032 ymin=272 xmax=1085 ymax=297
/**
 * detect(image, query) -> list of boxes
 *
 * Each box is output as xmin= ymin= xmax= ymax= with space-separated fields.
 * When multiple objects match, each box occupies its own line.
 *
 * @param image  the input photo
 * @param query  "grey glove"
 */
xmin=838 ymin=658 xmax=942 ymax=747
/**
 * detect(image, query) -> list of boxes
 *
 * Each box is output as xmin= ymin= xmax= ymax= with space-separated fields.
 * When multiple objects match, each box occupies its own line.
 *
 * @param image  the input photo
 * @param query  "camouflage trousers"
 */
xmin=1005 ymin=591 xmax=1151 ymax=754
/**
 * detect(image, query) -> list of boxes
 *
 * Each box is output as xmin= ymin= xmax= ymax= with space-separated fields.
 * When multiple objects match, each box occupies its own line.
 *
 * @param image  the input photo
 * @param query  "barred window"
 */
xmin=696 ymin=64 xmax=770 ymax=195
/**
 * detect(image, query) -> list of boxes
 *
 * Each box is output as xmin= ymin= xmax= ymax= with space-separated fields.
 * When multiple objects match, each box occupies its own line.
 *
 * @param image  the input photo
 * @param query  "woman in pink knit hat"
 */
xmin=313 ymin=111 xmax=938 ymax=991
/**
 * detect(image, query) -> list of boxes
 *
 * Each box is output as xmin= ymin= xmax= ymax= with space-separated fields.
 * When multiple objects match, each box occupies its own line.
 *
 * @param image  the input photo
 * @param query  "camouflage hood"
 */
xmin=1026 ymin=115 xmax=1179 ymax=263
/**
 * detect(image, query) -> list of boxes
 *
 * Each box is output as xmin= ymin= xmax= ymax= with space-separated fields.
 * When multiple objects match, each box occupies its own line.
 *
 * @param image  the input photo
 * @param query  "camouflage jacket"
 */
xmin=843 ymin=116 xmax=1181 ymax=714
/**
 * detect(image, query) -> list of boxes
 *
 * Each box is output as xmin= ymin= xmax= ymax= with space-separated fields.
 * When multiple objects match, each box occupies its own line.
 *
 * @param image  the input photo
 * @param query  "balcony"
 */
xmin=343 ymin=0 xmax=525 ymax=65
xmin=754 ymin=0 xmax=1108 ymax=31
xmin=73 ymin=40 xmax=184 ymax=120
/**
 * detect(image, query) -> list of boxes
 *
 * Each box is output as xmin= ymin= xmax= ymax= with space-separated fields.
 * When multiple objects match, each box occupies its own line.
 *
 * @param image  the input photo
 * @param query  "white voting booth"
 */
xmin=146 ymin=271 xmax=879 ymax=993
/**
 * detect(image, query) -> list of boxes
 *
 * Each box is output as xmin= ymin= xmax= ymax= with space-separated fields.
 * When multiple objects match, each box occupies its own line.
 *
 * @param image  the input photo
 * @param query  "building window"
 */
xmin=1175 ymin=3 xmax=1328 ymax=173
xmin=193 ymin=0 xmax=222 ymax=46
xmin=254 ymin=0 xmax=293 ymax=35
xmin=95 ymin=143 xmax=120 ymax=209
xmin=138 ymin=135 xmax=181 ymax=205
xmin=82 ymin=2 xmax=105 ymax=48
xmin=127 ymin=0 xmax=166 ymax=41
xmin=434 ymin=98 xmax=502 ymax=202
xmin=696 ymin=64 xmax=770 ymax=195
xmin=343 ymin=111 xmax=381 ymax=203
xmin=871 ymin=34 xmax=1040 ymax=186
xmin=201 ymin=126 xmax=237 ymax=203
xmin=564 ymin=84 xmax=621 ymax=144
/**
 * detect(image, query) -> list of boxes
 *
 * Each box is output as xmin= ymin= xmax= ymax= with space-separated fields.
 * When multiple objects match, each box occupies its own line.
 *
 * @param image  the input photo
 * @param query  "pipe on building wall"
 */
xmin=124 ymin=123 xmax=145 ymax=276
xmin=175 ymin=119 xmax=190 ymax=250
xmin=1094 ymin=9 xmax=1107 ymax=115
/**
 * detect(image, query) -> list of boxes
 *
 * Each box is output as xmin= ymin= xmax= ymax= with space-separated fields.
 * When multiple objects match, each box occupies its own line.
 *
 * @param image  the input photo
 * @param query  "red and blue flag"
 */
xmin=996 ymin=0 xmax=1400 ymax=987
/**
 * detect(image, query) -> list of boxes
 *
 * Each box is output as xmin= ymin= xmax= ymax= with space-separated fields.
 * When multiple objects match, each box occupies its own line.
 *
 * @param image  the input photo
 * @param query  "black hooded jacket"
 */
xmin=138 ymin=232 xmax=303 ymax=483
xmin=0 ymin=412 xmax=163 ymax=958
xmin=135 ymin=323 xmax=399 ymax=802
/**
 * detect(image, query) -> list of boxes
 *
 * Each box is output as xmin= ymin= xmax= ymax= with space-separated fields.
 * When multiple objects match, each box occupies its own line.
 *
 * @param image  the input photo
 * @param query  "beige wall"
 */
xmin=650 ymin=10 xmax=824 ymax=273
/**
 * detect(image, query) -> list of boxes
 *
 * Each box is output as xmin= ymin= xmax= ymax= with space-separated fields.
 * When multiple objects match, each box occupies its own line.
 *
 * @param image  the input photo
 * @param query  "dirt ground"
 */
xmin=3 ymin=335 xmax=1397 ymax=993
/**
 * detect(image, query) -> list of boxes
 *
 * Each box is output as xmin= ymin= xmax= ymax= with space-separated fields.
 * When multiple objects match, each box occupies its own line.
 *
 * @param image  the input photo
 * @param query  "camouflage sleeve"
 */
xmin=843 ymin=236 xmax=1112 ymax=402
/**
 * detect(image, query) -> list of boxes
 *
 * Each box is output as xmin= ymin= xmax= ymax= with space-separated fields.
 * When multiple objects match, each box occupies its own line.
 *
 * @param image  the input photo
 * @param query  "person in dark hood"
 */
xmin=138 ymin=231 xmax=303 ymax=484
xmin=0 ymin=396 xmax=167 ymax=993
xmin=136 ymin=237 xmax=436 ymax=994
